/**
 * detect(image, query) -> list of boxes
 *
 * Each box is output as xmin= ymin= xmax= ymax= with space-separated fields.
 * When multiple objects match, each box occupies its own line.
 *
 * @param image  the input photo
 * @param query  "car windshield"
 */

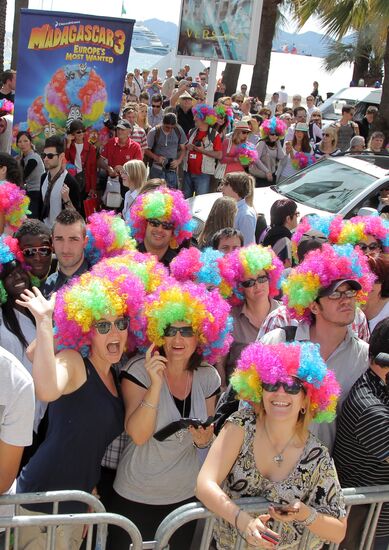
xmin=275 ymin=159 xmax=377 ymax=213
xmin=320 ymin=98 xmax=357 ymax=121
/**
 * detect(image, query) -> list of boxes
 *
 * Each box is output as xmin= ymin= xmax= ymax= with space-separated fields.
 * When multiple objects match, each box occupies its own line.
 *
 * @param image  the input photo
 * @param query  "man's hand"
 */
xmin=61 ymin=184 xmax=70 ymax=202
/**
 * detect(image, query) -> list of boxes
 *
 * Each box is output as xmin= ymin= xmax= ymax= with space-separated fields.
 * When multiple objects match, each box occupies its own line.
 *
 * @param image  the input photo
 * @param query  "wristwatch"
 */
xmin=299 ymin=507 xmax=318 ymax=527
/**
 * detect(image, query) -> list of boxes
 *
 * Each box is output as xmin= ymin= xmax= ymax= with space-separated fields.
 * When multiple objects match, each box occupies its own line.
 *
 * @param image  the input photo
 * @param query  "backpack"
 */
xmin=213 ymin=326 xmax=297 ymax=435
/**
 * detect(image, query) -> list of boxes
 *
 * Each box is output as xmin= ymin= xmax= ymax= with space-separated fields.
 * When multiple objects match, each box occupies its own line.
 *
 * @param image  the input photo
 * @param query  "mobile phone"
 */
xmin=261 ymin=531 xmax=280 ymax=545
xmin=191 ymin=82 xmax=199 ymax=88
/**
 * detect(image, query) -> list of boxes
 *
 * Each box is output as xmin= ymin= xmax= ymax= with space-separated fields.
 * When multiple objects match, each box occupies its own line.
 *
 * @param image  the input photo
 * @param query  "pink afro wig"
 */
xmin=260 ymin=116 xmax=287 ymax=138
xmin=170 ymin=246 xmax=236 ymax=300
xmin=329 ymin=215 xmax=389 ymax=248
xmin=54 ymin=269 xmax=146 ymax=355
xmin=128 ymin=187 xmax=194 ymax=249
xmin=231 ymin=341 xmax=340 ymax=423
xmin=282 ymin=243 xmax=376 ymax=323
xmin=0 ymin=182 xmax=30 ymax=233
xmin=85 ymin=210 xmax=136 ymax=266
xmin=226 ymin=244 xmax=284 ymax=305
xmin=141 ymin=280 xmax=233 ymax=364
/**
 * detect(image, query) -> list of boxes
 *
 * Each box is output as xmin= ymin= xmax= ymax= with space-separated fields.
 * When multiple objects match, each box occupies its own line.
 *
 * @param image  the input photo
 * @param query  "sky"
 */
xmin=6 ymin=0 xmax=324 ymax=34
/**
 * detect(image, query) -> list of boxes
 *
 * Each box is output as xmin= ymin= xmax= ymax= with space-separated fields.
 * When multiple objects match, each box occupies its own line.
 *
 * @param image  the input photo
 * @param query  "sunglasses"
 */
xmin=323 ymin=133 xmax=332 ymax=137
xmin=152 ymin=104 xmax=162 ymax=108
xmin=148 ymin=218 xmax=174 ymax=231
xmin=75 ymin=130 xmax=85 ymax=134
xmin=326 ymin=289 xmax=357 ymax=301
xmin=241 ymin=274 xmax=269 ymax=288
xmin=262 ymin=379 xmax=304 ymax=395
xmin=164 ymin=325 xmax=195 ymax=337
xmin=358 ymin=242 xmax=381 ymax=252
xmin=22 ymin=246 xmax=52 ymax=258
xmin=41 ymin=153 xmax=59 ymax=159
xmin=93 ymin=317 xmax=129 ymax=335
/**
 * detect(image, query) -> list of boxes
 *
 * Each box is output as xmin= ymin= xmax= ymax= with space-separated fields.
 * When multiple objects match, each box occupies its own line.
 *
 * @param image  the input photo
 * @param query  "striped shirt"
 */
xmin=333 ymin=369 xmax=389 ymax=537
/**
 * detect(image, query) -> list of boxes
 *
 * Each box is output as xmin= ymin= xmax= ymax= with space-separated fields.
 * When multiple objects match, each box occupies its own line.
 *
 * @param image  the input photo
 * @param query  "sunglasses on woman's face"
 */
xmin=262 ymin=379 xmax=304 ymax=395
xmin=93 ymin=318 xmax=129 ymax=335
xmin=241 ymin=274 xmax=269 ymax=288
xmin=163 ymin=325 xmax=195 ymax=337
xmin=358 ymin=242 xmax=381 ymax=252
xmin=22 ymin=246 xmax=52 ymax=257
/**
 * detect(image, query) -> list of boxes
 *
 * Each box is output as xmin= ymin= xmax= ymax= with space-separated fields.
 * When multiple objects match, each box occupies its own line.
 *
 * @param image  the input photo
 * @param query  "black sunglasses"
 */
xmin=164 ymin=325 xmax=195 ymax=337
xmin=241 ymin=274 xmax=269 ymax=288
xmin=148 ymin=218 xmax=174 ymax=231
xmin=93 ymin=318 xmax=129 ymax=335
xmin=358 ymin=242 xmax=381 ymax=252
xmin=75 ymin=130 xmax=85 ymax=134
xmin=262 ymin=379 xmax=304 ymax=395
xmin=41 ymin=153 xmax=59 ymax=159
xmin=22 ymin=246 xmax=52 ymax=258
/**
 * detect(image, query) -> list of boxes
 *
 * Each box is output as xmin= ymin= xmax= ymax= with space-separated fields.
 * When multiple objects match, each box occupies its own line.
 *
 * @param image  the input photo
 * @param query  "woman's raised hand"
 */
xmin=15 ymin=287 xmax=56 ymax=322
xmin=145 ymin=344 xmax=167 ymax=388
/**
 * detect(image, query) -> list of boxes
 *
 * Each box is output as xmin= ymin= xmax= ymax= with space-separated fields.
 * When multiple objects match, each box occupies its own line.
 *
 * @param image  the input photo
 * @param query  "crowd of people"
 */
xmin=0 ymin=64 xmax=388 ymax=550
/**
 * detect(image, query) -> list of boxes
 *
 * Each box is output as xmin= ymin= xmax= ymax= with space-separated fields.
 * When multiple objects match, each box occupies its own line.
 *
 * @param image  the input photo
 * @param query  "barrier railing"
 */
xmin=0 ymin=490 xmax=142 ymax=550
xmin=154 ymin=485 xmax=389 ymax=550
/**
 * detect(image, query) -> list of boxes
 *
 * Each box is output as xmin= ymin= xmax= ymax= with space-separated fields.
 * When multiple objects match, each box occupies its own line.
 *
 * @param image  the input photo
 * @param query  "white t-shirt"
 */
xmin=41 ymin=169 xmax=68 ymax=228
xmin=368 ymin=300 xmax=389 ymax=333
xmin=74 ymin=143 xmax=84 ymax=173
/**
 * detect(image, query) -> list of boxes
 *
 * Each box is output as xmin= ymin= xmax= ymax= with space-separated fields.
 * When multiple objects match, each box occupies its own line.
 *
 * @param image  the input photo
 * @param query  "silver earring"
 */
xmin=300 ymin=407 xmax=306 ymax=415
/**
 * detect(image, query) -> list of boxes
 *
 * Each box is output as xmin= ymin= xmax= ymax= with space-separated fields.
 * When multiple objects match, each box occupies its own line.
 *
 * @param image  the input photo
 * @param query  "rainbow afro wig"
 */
xmin=230 ymin=341 xmax=340 ymax=423
xmin=54 ymin=268 xmax=146 ymax=355
xmin=215 ymin=104 xmax=233 ymax=122
xmin=91 ymin=250 xmax=169 ymax=294
xmin=128 ymin=187 xmax=194 ymax=249
xmin=85 ymin=210 xmax=136 ymax=266
xmin=192 ymin=104 xmax=217 ymax=126
xmin=282 ymin=243 xmax=375 ymax=323
xmin=170 ymin=246 xmax=236 ymax=299
xmin=227 ymin=244 xmax=283 ymax=305
xmin=329 ymin=214 xmax=389 ymax=248
xmin=260 ymin=116 xmax=287 ymax=138
xmin=0 ymin=99 xmax=14 ymax=116
xmin=0 ymin=235 xmax=25 ymax=304
xmin=0 ymin=182 xmax=30 ymax=233
xmin=141 ymin=280 xmax=233 ymax=364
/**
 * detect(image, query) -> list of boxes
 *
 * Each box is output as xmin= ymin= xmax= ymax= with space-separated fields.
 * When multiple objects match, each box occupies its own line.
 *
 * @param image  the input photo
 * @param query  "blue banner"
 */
xmin=14 ymin=9 xmax=134 ymax=150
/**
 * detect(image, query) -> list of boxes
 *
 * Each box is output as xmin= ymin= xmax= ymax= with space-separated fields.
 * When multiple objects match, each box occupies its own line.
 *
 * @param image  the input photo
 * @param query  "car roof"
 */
xmin=330 ymin=154 xmax=389 ymax=178
xmin=323 ymin=87 xmax=381 ymax=103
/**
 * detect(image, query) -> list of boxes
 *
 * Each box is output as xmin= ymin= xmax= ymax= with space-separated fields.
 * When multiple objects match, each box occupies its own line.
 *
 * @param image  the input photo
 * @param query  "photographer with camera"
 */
xmin=145 ymin=113 xmax=187 ymax=189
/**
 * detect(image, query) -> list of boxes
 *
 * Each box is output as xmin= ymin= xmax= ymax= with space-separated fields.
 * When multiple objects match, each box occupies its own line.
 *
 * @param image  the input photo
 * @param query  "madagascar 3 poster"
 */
xmin=13 ymin=9 xmax=134 ymax=150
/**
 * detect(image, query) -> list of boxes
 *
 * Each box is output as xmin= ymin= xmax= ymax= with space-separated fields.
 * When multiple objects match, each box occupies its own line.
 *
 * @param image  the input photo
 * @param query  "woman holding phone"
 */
xmin=108 ymin=280 xmax=232 ymax=550
xmin=196 ymin=341 xmax=346 ymax=550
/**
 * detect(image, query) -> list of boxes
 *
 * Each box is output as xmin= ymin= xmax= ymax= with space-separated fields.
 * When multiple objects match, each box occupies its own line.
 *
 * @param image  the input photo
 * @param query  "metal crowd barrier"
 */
xmin=0 ymin=490 xmax=142 ymax=550
xmin=154 ymin=486 xmax=389 ymax=550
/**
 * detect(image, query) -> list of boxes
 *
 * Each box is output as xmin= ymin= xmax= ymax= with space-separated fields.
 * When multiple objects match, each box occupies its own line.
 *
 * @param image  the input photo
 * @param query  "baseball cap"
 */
xmin=295 ymin=122 xmax=309 ymax=132
xmin=116 ymin=119 xmax=131 ymax=130
xmin=318 ymin=279 xmax=362 ymax=298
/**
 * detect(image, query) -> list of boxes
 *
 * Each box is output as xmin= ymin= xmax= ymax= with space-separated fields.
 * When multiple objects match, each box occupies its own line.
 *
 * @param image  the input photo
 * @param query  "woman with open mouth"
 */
xmin=15 ymin=266 xmax=146 ymax=550
xmin=108 ymin=279 xmax=233 ymax=550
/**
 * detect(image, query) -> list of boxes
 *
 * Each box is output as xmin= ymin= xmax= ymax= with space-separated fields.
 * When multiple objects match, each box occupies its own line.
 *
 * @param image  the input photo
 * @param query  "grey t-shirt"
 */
xmin=146 ymin=124 xmax=187 ymax=161
xmin=114 ymin=354 xmax=220 ymax=505
xmin=260 ymin=324 xmax=369 ymax=453
xmin=0 ymin=347 xmax=35 ymax=447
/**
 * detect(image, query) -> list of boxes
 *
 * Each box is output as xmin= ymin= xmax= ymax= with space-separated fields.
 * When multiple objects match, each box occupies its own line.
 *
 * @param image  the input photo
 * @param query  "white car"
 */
xmin=188 ymin=155 xmax=389 ymax=236
xmin=319 ymin=87 xmax=381 ymax=126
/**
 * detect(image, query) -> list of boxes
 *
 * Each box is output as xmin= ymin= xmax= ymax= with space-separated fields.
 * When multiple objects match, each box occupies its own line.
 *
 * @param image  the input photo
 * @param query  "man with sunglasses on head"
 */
xmin=42 ymin=210 xmax=89 ymax=298
xmin=260 ymin=244 xmax=370 ymax=453
xmin=15 ymin=219 xmax=55 ymax=285
xmin=39 ymin=135 xmax=81 ymax=229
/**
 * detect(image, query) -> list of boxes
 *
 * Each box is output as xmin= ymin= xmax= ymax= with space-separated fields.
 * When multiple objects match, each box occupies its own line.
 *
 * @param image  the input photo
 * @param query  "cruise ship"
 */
xmin=132 ymin=22 xmax=171 ymax=55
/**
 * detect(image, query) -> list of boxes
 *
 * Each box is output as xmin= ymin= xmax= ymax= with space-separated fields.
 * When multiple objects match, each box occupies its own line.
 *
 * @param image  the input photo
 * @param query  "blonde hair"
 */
xmin=198 ymin=196 xmax=237 ymax=248
xmin=137 ymin=103 xmax=150 ymax=131
xmin=122 ymin=160 xmax=147 ymax=190
xmin=138 ymin=178 xmax=167 ymax=196
xmin=322 ymin=125 xmax=338 ymax=147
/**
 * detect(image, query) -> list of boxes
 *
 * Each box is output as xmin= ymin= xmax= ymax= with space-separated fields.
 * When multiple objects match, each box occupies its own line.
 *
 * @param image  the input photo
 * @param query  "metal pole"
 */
xmin=206 ymin=59 xmax=218 ymax=106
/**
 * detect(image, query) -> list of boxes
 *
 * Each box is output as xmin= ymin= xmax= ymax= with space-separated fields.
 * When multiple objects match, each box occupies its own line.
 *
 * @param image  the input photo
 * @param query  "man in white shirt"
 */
xmin=161 ymin=68 xmax=177 ymax=101
xmin=133 ymin=68 xmax=144 ymax=98
xmin=278 ymin=85 xmax=288 ymax=106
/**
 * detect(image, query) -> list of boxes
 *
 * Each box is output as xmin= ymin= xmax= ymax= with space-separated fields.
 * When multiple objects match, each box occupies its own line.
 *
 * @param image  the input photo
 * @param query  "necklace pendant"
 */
xmin=273 ymin=454 xmax=283 ymax=466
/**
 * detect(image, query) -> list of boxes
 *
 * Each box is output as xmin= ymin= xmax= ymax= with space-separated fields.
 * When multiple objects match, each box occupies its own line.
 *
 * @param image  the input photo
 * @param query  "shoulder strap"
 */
xmin=281 ymin=325 xmax=297 ymax=342
xmin=207 ymin=127 xmax=217 ymax=143
xmin=152 ymin=125 xmax=162 ymax=150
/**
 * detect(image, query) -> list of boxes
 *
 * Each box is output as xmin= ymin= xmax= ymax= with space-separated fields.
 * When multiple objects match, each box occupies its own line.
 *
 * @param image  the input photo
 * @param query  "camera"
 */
xmin=164 ymin=158 xmax=174 ymax=170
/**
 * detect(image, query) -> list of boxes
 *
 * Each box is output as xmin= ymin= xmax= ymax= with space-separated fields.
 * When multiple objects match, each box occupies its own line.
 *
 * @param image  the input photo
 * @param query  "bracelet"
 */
xmin=234 ymin=508 xmax=242 ymax=530
xmin=140 ymin=399 xmax=158 ymax=410
xmin=63 ymin=200 xmax=71 ymax=206
xmin=193 ymin=434 xmax=216 ymax=449
xmin=299 ymin=506 xmax=318 ymax=527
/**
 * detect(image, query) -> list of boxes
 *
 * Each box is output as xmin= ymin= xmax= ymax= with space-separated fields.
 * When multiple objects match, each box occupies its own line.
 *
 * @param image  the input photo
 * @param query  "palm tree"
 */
xmin=294 ymin=0 xmax=389 ymax=133
xmin=11 ymin=0 xmax=29 ymax=69
xmin=0 ymin=0 xmax=7 ymax=72
xmin=222 ymin=63 xmax=241 ymax=96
